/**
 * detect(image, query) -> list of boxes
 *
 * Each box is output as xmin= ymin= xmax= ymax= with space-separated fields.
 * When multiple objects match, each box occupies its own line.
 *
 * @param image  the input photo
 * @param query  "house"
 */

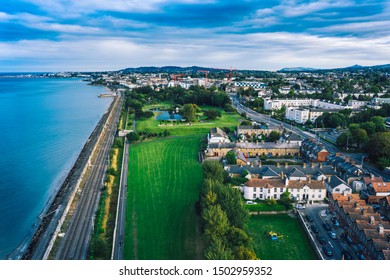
xmin=327 ymin=154 xmax=364 ymax=183
xmin=236 ymin=124 xmax=282 ymax=138
xmin=208 ymin=127 xmax=230 ymax=144
xmin=283 ymin=133 xmax=303 ymax=146
xmin=242 ymin=177 xmax=326 ymax=203
xmin=326 ymin=175 xmax=352 ymax=195
xmin=301 ymin=138 xmax=330 ymax=162
xmin=353 ymin=175 xmax=383 ymax=194
xmin=329 ymin=193 xmax=390 ymax=259
xmin=225 ymin=162 xmax=337 ymax=181
xmin=368 ymin=182 xmax=390 ymax=197
xmin=379 ymin=196 xmax=390 ymax=221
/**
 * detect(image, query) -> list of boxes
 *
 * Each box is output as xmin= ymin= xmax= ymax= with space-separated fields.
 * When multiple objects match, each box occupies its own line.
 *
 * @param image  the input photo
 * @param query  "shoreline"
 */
xmin=8 ymin=88 xmax=117 ymax=260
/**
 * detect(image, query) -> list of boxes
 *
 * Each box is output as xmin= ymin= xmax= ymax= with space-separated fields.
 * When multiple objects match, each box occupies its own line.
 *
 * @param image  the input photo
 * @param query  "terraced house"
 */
xmin=242 ymin=177 xmax=326 ymax=203
xmin=329 ymin=194 xmax=390 ymax=260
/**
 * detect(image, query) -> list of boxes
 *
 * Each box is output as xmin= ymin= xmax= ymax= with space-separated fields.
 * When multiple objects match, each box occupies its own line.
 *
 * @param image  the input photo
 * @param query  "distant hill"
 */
xmin=279 ymin=67 xmax=318 ymax=72
xmin=119 ymin=66 xmax=229 ymax=73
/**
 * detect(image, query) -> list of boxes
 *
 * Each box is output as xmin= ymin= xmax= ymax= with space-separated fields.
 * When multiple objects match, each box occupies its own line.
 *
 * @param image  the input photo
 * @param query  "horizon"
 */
xmin=1 ymin=1 xmax=389 ymax=72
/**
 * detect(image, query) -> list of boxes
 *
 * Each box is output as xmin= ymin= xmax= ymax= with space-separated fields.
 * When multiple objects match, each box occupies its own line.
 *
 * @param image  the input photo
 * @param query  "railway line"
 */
xmin=55 ymin=95 xmax=123 ymax=260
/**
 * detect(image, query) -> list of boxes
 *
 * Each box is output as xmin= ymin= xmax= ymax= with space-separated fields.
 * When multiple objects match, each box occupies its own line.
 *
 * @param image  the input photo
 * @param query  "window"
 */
xmin=280 ymin=188 xmax=284 ymax=192
xmin=318 ymin=194 xmax=322 ymax=198
xmin=260 ymin=188 xmax=263 ymax=192
xmin=312 ymin=194 xmax=315 ymax=198
xmin=268 ymin=189 xmax=271 ymax=193
xmin=259 ymin=194 xmax=263 ymax=199
xmin=253 ymin=194 xmax=256 ymax=199
xmin=254 ymin=187 xmax=257 ymax=192
xmin=335 ymin=188 xmax=340 ymax=192
xmin=274 ymin=194 xmax=277 ymax=199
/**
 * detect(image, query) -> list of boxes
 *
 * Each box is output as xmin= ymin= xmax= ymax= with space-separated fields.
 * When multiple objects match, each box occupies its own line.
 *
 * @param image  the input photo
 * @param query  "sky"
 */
xmin=0 ymin=0 xmax=389 ymax=72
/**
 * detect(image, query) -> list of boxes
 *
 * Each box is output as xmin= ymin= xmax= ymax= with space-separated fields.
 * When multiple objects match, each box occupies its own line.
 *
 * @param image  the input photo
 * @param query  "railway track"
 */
xmin=55 ymin=95 xmax=122 ymax=260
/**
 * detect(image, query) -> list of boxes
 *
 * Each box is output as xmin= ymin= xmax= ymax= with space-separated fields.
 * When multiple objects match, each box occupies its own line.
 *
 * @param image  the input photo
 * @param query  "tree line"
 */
xmin=199 ymin=161 xmax=257 ymax=260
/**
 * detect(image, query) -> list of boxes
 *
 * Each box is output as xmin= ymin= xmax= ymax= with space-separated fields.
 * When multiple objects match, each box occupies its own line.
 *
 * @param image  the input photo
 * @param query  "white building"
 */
xmin=348 ymin=100 xmax=368 ymax=109
xmin=326 ymin=176 xmax=352 ymax=195
xmin=242 ymin=178 xmax=326 ymax=202
xmin=208 ymin=127 xmax=230 ymax=144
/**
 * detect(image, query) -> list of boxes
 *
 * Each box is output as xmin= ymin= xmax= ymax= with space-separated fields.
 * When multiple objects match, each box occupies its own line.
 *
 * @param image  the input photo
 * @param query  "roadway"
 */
xmin=301 ymin=205 xmax=357 ymax=260
xmin=55 ymin=95 xmax=123 ymax=260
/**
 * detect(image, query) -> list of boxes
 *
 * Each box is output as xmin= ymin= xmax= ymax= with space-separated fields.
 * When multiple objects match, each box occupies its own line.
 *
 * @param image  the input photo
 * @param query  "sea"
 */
xmin=0 ymin=76 xmax=112 ymax=259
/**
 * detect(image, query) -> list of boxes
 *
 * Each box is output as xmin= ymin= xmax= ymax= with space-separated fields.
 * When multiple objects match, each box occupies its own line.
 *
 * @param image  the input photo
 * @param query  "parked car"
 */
xmin=305 ymin=215 xmax=314 ymax=222
xmin=316 ymin=234 xmax=327 ymax=245
xmin=345 ymin=234 xmax=353 ymax=245
xmin=328 ymin=231 xmax=337 ymax=240
xmin=245 ymin=201 xmax=257 ymax=205
xmin=322 ymin=246 xmax=333 ymax=257
xmin=311 ymin=225 xmax=319 ymax=233
xmin=342 ymin=250 xmax=352 ymax=260
xmin=331 ymin=217 xmax=340 ymax=227
xmin=323 ymin=223 xmax=332 ymax=231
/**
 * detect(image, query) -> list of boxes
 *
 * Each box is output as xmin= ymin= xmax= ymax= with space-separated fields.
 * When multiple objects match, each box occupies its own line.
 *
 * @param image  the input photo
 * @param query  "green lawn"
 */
xmin=124 ymin=135 xmax=203 ymax=259
xmin=248 ymin=215 xmax=317 ymax=260
xmin=136 ymin=107 xmax=241 ymax=136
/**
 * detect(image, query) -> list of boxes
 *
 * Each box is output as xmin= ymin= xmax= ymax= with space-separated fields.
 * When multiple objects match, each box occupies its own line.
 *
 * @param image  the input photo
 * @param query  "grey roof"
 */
xmin=287 ymin=167 xmax=306 ymax=178
xmin=286 ymin=133 xmax=303 ymax=142
xmin=227 ymin=164 xmax=337 ymax=178
xmin=327 ymin=175 xmax=348 ymax=189
xmin=236 ymin=142 xmax=299 ymax=149
xmin=209 ymin=143 xmax=236 ymax=149
xmin=210 ymin=127 xmax=226 ymax=138
xmin=262 ymin=166 xmax=279 ymax=177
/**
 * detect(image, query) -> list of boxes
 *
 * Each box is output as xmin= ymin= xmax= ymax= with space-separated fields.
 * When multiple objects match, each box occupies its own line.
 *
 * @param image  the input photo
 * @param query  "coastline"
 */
xmin=8 ymin=88 xmax=117 ymax=260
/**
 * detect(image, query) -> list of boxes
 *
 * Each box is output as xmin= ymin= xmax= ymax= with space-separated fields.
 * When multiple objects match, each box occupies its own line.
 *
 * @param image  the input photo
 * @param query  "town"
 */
xmin=21 ymin=65 xmax=390 ymax=261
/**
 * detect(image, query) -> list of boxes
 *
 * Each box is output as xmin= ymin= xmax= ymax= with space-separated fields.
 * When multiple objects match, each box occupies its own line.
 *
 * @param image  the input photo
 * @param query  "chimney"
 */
xmin=285 ymin=162 xmax=288 ymax=168
xmin=370 ymin=174 xmax=375 ymax=180
xmin=327 ymin=176 xmax=331 ymax=183
xmin=258 ymin=161 xmax=262 ymax=167
xmin=369 ymin=216 xmax=375 ymax=225
xmin=308 ymin=176 xmax=312 ymax=183
xmin=319 ymin=163 xmax=323 ymax=169
xmin=321 ymin=177 xmax=325 ymax=182
xmin=360 ymin=207 xmax=365 ymax=215
xmin=303 ymin=162 xmax=307 ymax=168
xmin=277 ymin=162 xmax=280 ymax=168
xmin=311 ymin=162 xmax=315 ymax=168
xmin=285 ymin=177 xmax=289 ymax=187
xmin=281 ymin=171 xmax=284 ymax=179
xmin=378 ymin=224 xmax=384 ymax=234
xmin=354 ymin=202 xmax=358 ymax=208
xmin=251 ymin=162 xmax=254 ymax=167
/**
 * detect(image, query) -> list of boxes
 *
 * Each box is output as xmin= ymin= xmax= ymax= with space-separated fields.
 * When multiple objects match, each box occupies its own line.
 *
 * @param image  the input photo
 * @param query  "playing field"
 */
xmin=124 ymin=135 xmax=203 ymax=259
xmin=248 ymin=214 xmax=317 ymax=260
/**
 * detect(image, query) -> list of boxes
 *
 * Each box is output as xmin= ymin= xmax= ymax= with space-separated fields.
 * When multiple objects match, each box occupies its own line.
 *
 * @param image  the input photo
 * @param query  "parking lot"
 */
xmin=299 ymin=204 xmax=359 ymax=260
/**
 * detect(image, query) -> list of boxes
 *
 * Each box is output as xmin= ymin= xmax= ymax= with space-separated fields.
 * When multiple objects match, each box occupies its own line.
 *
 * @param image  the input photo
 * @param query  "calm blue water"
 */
xmin=0 ymin=78 xmax=112 ymax=259
xmin=156 ymin=111 xmax=183 ymax=121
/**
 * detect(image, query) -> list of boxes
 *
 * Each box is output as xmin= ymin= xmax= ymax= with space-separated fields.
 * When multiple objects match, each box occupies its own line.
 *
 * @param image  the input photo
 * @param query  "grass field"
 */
xmin=124 ymin=135 xmax=204 ymax=259
xmin=136 ymin=107 xmax=241 ymax=136
xmin=248 ymin=215 xmax=317 ymax=260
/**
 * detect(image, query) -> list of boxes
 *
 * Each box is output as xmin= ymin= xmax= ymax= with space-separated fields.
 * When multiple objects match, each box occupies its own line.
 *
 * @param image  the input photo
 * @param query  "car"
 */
xmin=345 ymin=234 xmax=353 ymax=245
xmin=331 ymin=217 xmax=340 ymax=227
xmin=316 ymin=234 xmax=327 ymax=245
xmin=245 ymin=201 xmax=257 ymax=205
xmin=328 ymin=231 xmax=337 ymax=240
xmin=305 ymin=215 xmax=314 ymax=222
xmin=342 ymin=250 xmax=352 ymax=260
xmin=311 ymin=225 xmax=319 ymax=233
xmin=322 ymin=246 xmax=333 ymax=257
xmin=323 ymin=223 xmax=332 ymax=231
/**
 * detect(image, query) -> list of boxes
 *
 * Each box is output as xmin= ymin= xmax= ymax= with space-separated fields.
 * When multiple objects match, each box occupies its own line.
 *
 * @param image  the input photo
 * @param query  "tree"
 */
xmin=360 ymin=122 xmax=376 ymax=136
xmin=351 ymin=128 xmax=369 ymax=149
xmin=268 ymin=131 xmax=281 ymax=142
xmin=225 ymin=151 xmax=237 ymax=164
xmin=278 ymin=189 xmax=293 ymax=209
xmin=365 ymin=132 xmax=390 ymax=161
xmin=204 ymin=239 xmax=234 ymax=260
xmin=336 ymin=132 xmax=350 ymax=148
xmin=126 ymin=132 xmax=140 ymax=143
xmin=182 ymin=103 xmax=197 ymax=122
xmin=203 ymin=109 xmax=221 ymax=120
xmin=202 ymin=204 xmax=230 ymax=242
xmin=202 ymin=160 xmax=224 ymax=183
xmin=371 ymin=116 xmax=386 ymax=132
xmin=233 ymin=246 xmax=258 ymax=260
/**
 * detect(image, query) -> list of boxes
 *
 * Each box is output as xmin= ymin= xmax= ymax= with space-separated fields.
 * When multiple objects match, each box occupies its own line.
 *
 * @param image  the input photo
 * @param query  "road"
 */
xmin=300 ymin=205 xmax=357 ymax=260
xmin=55 ymin=95 xmax=123 ymax=260
xmin=111 ymin=138 xmax=129 ymax=260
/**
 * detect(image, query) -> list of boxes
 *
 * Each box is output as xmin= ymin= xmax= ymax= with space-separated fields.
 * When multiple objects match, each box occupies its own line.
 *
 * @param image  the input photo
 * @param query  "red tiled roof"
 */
xmin=363 ymin=176 xmax=383 ymax=185
xmin=372 ymin=182 xmax=390 ymax=193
